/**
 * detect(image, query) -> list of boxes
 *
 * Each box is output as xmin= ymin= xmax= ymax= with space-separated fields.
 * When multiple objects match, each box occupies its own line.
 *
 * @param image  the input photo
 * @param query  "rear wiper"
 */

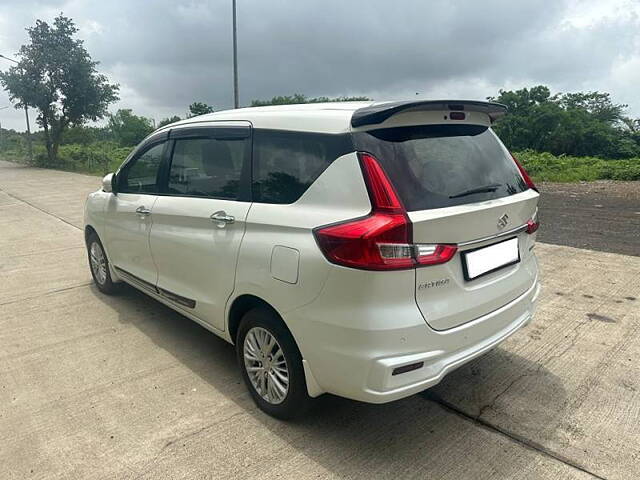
xmin=449 ymin=183 xmax=502 ymax=199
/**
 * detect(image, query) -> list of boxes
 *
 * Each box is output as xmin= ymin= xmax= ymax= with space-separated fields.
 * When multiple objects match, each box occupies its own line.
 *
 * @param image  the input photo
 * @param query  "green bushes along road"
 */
xmin=516 ymin=150 xmax=640 ymax=182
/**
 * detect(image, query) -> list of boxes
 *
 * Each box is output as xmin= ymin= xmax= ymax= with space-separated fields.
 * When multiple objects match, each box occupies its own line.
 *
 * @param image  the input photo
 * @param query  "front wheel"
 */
xmin=236 ymin=308 xmax=311 ymax=420
xmin=86 ymin=232 xmax=119 ymax=295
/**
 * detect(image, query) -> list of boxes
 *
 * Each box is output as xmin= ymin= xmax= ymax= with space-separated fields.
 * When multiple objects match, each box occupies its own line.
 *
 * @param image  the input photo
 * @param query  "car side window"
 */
xmin=167 ymin=137 xmax=247 ymax=199
xmin=252 ymin=130 xmax=353 ymax=204
xmin=119 ymin=142 xmax=165 ymax=194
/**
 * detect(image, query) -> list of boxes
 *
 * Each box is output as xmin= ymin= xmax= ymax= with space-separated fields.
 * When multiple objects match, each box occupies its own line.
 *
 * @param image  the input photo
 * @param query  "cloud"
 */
xmin=0 ymin=0 xmax=638 ymax=131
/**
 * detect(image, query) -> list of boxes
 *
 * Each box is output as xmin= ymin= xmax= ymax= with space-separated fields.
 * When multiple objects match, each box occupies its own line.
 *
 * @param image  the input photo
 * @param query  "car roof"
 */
xmin=163 ymin=102 xmax=374 ymax=134
xmin=158 ymin=100 xmax=507 ymax=135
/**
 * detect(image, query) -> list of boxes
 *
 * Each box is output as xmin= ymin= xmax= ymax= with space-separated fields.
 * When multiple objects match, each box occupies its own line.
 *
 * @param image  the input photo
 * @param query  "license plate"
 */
xmin=462 ymin=237 xmax=520 ymax=280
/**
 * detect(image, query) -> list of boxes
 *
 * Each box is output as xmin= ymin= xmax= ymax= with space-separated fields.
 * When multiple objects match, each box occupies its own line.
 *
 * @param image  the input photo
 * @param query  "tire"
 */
xmin=236 ymin=308 xmax=311 ymax=420
xmin=86 ymin=231 xmax=119 ymax=295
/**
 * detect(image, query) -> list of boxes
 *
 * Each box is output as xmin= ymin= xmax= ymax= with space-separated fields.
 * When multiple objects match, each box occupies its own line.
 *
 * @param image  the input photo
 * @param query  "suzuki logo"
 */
xmin=497 ymin=213 xmax=509 ymax=230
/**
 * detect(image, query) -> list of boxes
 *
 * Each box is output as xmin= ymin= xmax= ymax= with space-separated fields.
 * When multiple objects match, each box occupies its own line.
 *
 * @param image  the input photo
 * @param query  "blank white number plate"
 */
xmin=463 ymin=237 xmax=519 ymax=280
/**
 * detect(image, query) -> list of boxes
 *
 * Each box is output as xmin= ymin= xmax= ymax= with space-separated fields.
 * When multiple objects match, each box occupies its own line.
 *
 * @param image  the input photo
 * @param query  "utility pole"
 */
xmin=24 ymin=106 xmax=33 ymax=162
xmin=232 ymin=0 xmax=239 ymax=108
xmin=0 ymin=106 xmax=7 ymax=151
xmin=0 ymin=54 xmax=34 ymax=163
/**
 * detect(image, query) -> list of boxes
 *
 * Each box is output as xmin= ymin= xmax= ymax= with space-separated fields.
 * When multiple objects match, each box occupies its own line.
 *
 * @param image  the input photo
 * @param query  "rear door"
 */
xmin=353 ymin=123 xmax=539 ymax=330
xmin=148 ymin=123 xmax=251 ymax=331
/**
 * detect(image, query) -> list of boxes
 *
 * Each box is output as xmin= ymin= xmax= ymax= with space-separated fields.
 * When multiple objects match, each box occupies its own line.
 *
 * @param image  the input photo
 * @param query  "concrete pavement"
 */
xmin=0 ymin=160 xmax=638 ymax=479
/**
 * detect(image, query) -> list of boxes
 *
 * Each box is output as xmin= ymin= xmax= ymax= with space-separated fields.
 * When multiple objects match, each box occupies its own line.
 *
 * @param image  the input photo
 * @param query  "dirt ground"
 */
xmin=537 ymin=181 xmax=640 ymax=257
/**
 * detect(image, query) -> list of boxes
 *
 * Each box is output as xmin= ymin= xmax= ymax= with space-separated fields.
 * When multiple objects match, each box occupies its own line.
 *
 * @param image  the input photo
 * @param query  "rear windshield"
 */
xmin=352 ymin=125 xmax=528 ymax=211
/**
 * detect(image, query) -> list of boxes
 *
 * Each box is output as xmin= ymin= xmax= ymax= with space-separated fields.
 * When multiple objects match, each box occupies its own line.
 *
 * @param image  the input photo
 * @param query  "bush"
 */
xmin=515 ymin=149 xmax=640 ymax=182
xmin=57 ymin=142 xmax=131 ymax=174
xmin=1 ymin=141 xmax=131 ymax=175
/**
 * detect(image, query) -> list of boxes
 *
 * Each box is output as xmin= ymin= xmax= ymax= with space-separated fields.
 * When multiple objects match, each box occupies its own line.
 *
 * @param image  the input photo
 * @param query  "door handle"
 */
xmin=135 ymin=206 xmax=151 ymax=216
xmin=210 ymin=211 xmax=235 ymax=227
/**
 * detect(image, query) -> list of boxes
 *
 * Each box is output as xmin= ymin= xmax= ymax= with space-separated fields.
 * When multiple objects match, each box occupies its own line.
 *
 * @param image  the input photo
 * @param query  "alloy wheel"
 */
xmin=89 ymin=241 xmax=107 ymax=285
xmin=243 ymin=327 xmax=290 ymax=404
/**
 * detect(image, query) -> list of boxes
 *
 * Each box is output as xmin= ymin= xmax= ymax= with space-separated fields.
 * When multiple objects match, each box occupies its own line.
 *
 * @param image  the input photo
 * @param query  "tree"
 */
xmin=108 ymin=109 xmax=154 ymax=146
xmin=158 ymin=116 xmax=182 ymax=128
xmin=0 ymin=15 xmax=119 ymax=164
xmin=188 ymin=102 xmax=215 ymax=117
xmin=250 ymin=94 xmax=371 ymax=107
xmin=558 ymin=92 xmax=626 ymax=123
xmin=621 ymin=118 xmax=640 ymax=151
xmin=489 ymin=86 xmax=638 ymax=158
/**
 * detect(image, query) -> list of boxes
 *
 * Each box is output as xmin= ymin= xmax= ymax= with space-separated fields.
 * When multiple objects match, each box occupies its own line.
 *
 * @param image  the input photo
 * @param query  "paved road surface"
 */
xmin=1 ymin=161 xmax=639 ymax=479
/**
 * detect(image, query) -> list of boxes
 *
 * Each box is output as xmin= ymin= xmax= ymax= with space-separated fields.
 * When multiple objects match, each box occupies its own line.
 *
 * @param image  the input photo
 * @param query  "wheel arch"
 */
xmin=84 ymin=224 xmax=98 ymax=245
xmin=84 ymin=224 xmax=121 ymax=283
xmin=227 ymin=294 xmax=288 ymax=345
xmin=227 ymin=293 xmax=325 ymax=399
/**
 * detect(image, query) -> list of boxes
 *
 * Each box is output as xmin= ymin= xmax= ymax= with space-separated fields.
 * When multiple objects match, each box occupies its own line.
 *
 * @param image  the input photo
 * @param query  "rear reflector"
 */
xmin=313 ymin=153 xmax=457 ymax=271
xmin=526 ymin=219 xmax=540 ymax=234
xmin=392 ymin=362 xmax=424 ymax=376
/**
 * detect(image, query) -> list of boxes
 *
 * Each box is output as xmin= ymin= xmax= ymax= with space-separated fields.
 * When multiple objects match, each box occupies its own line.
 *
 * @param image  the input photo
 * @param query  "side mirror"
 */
xmin=102 ymin=173 xmax=116 ymax=193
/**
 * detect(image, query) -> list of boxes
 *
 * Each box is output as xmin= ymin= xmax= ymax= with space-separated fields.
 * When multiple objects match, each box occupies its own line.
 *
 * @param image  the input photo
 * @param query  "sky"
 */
xmin=0 ymin=0 xmax=639 ymax=131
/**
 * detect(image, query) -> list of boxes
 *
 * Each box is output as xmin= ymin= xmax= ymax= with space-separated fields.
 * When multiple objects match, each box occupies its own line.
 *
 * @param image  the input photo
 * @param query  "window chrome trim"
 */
xmin=457 ymin=224 xmax=528 ymax=248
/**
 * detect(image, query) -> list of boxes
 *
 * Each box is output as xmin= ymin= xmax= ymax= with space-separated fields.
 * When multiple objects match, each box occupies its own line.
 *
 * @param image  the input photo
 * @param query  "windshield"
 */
xmin=352 ymin=125 xmax=528 ymax=211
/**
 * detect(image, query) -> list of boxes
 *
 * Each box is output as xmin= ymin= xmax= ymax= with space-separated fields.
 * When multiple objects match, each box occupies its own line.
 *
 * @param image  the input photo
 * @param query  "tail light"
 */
xmin=313 ymin=153 xmax=457 ymax=271
xmin=526 ymin=219 xmax=540 ymax=234
xmin=511 ymin=153 xmax=538 ymax=192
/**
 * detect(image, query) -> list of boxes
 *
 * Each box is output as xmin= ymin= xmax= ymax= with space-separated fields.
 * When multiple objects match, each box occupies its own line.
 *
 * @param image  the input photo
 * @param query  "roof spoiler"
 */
xmin=351 ymin=100 xmax=507 ymax=128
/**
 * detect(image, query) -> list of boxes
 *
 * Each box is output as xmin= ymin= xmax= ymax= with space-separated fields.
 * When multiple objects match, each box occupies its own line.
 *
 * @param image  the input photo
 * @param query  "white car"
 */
xmin=84 ymin=100 xmax=540 ymax=419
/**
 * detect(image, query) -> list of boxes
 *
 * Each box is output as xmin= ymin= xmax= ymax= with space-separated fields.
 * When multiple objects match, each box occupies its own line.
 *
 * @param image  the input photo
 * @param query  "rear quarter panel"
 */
xmin=229 ymin=152 xmax=371 ymax=325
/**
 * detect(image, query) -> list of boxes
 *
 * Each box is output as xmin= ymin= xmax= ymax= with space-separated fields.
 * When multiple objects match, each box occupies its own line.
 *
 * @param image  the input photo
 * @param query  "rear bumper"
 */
xmin=361 ymin=280 xmax=540 ymax=403
xmin=287 ymin=273 xmax=540 ymax=404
